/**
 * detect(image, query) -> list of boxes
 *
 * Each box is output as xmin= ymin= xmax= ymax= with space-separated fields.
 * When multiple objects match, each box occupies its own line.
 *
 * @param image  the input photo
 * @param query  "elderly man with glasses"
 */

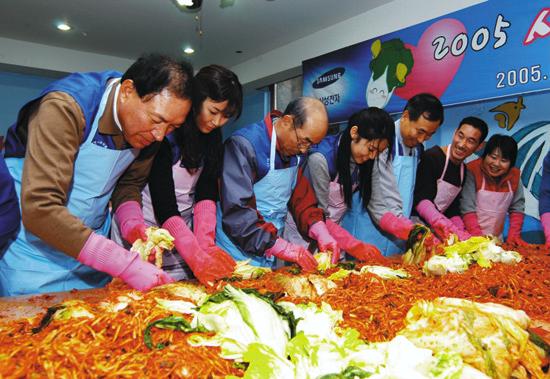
xmin=216 ymin=97 xmax=340 ymax=271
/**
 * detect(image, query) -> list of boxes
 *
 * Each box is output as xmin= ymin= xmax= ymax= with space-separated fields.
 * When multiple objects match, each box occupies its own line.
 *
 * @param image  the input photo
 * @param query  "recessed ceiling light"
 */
xmin=175 ymin=0 xmax=193 ymax=6
xmin=56 ymin=22 xmax=72 ymax=31
xmin=183 ymin=47 xmax=195 ymax=54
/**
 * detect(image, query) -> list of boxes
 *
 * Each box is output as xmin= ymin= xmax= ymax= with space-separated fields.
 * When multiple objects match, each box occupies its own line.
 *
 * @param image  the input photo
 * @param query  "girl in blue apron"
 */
xmin=341 ymin=94 xmax=444 ymax=256
xmin=111 ymin=65 xmax=243 ymax=285
xmin=341 ymin=119 xmax=424 ymax=256
xmin=284 ymin=107 xmax=394 ymax=262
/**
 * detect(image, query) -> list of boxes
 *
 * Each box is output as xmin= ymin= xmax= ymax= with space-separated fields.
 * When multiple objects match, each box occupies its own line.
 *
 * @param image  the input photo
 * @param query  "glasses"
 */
xmin=292 ymin=120 xmax=314 ymax=151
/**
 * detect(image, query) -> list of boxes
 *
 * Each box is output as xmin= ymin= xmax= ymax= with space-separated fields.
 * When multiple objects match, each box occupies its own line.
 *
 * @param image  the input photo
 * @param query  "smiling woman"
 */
xmin=481 ymin=135 xmax=517 ymax=180
xmin=461 ymin=134 xmax=529 ymax=246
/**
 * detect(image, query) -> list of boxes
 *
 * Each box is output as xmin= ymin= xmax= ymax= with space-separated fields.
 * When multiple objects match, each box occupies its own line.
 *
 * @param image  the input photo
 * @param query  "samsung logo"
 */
xmin=312 ymin=67 xmax=345 ymax=89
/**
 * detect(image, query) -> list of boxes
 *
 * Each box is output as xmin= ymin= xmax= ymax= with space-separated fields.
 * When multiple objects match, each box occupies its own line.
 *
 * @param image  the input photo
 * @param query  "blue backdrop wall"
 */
xmin=0 ymin=71 xmax=57 ymax=139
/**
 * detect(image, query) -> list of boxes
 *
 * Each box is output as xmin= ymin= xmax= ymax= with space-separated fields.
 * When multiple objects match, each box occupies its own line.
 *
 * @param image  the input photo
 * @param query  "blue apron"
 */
xmin=216 ymin=123 xmax=299 ymax=268
xmin=341 ymin=120 xmax=419 ymax=256
xmin=0 ymin=154 xmax=20 ymax=252
xmin=0 ymin=80 xmax=139 ymax=296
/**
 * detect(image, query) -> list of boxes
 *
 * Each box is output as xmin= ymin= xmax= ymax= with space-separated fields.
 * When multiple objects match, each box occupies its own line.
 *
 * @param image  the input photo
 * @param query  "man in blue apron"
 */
xmin=413 ymin=117 xmax=488 ymax=242
xmin=217 ymin=97 xmax=339 ymax=270
xmin=0 ymin=54 xmax=193 ymax=296
xmin=341 ymin=93 xmax=444 ymax=256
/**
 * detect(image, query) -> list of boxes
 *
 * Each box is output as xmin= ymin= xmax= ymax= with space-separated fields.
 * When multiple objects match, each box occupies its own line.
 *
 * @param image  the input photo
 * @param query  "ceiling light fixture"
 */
xmin=56 ymin=22 xmax=72 ymax=31
xmin=172 ymin=0 xmax=201 ymax=11
xmin=174 ymin=0 xmax=193 ymax=6
xmin=183 ymin=47 xmax=195 ymax=54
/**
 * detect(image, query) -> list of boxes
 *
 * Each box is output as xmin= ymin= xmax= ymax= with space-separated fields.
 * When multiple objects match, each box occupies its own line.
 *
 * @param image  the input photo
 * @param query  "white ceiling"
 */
xmin=0 ymin=0 xmax=393 ymax=70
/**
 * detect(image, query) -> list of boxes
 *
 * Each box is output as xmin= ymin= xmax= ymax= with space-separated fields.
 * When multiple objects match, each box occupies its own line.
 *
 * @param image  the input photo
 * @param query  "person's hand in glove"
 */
xmin=541 ymin=212 xmax=550 ymax=248
xmin=163 ymin=216 xmax=235 ymax=285
xmin=416 ymin=200 xmax=470 ymax=242
xmin=78 ymin=232 xmax=174 ymax=291
xmin=450 ymin=216 xmax=472 ymax=241
xmin=193 ymin=200 xmax=227 ymax=253
xmin=462 ymin=212 xmax=483 ymax=236
xmin=325 ymin=219 xmax=386 ymax=263
xmin=379 ymin=212 xmax=415 ymax=240
xmin=506 ymin=212 xmax=529 ymax=247
xmin=308 ymin=221 xmax=341 ymax=263
xmin=431 ymin=221 xmax=469 ymax=243
xmin=265 ymin=238 xmax=317 ymax=272
xmin=115 ymin=200 xmax=147 ymax=244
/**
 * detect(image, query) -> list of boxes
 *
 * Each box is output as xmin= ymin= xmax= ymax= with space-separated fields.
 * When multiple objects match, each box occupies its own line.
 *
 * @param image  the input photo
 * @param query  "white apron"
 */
xmin=476 ymin=176 xmax=514 ymax=237
xmin=433 ymin=145 xmax=464 ymax=213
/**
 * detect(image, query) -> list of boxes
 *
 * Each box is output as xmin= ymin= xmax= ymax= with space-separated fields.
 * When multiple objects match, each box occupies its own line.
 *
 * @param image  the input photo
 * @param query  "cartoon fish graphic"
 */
xmin=490 ymin=96 xmax=526 ymax=130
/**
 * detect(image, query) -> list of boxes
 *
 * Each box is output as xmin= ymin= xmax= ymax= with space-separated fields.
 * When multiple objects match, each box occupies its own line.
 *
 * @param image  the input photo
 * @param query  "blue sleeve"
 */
xmin=540 ymin=150 xmax=550 ymax=215
xmin=220 ymin=136 xmax=278 ymax=256
xmin=0 ymin=155 xmax=21 ymax=248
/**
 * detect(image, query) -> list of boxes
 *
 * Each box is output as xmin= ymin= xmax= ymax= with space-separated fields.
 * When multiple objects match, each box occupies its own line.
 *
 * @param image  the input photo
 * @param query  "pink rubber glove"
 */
xmin=506 ymin=212 xmax=529 ymax=246
xmin=449 ymin=216 xmax=471 ymax=241
xmin=115 ymin=200 xmax=147 ymax=244
xmin=78 ymin=232 xmax=174 ymax=291
xmin=325 ymin=219 xmax=386 ymax=263
xmin=193 ymin=200 xmax=219 ymax=251
xmin=379 ymin=212 xmax=414 ymax=240
xmin=541 ymin=212 xmax=550 ymax=248
xmin=416 ymin=200 xmax=468 ymax=241
xmin=265 ymin=238 xmax=317 ymax=272
xmin=308 ymin=221 xmax=341 ymax=263
xmin=163 ymin=216 xmax=235 ymax=285
xmin=450 ymin=215 xmax=465 ymax=229
xmin=463 ymin=212 xmax=483 ymax=236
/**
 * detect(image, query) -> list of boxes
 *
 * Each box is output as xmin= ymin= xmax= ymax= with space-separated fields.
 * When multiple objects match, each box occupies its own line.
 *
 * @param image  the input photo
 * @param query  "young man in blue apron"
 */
xmin=0 ymin=54 xmax=193 ymax=296
xmin=413 ymin=117 xmax=488 ymax=242
xmin=217 ymin=97 xmax=340 ymax=270
xmin=341 ymin=93 xmax=444 ymax=256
